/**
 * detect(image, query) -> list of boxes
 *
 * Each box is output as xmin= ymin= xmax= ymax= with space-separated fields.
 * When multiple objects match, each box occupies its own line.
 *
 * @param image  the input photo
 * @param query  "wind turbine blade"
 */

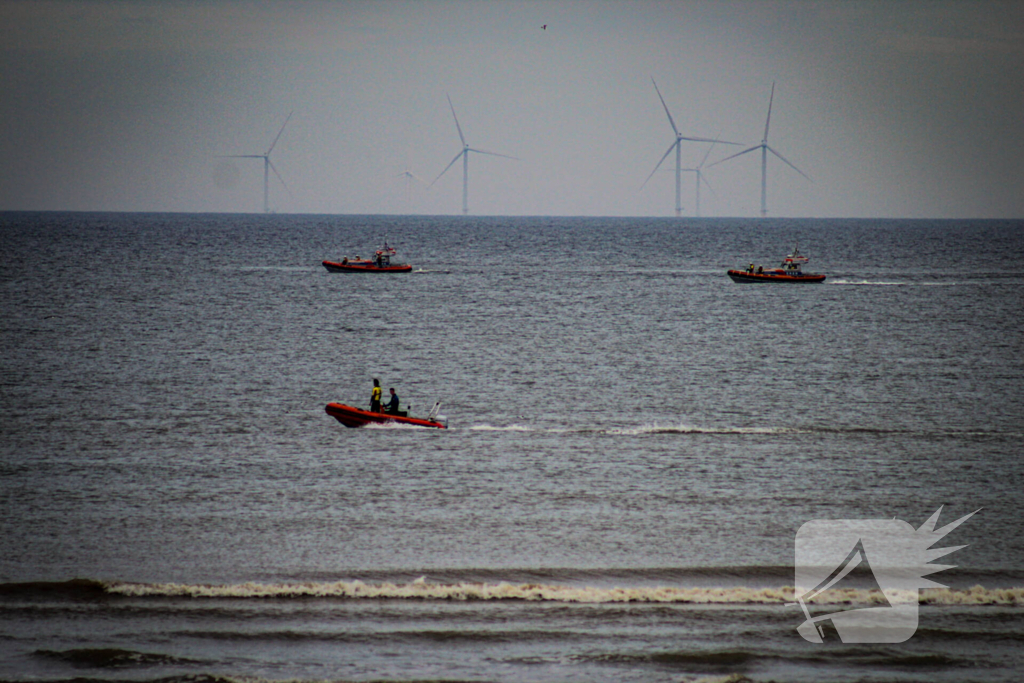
xmin=763 ymin=82 xmax=775 ymax=142
xmin=266 ymin=111 xmax=293 ymax=155
xmin=268 ymin=159 xmax=293 ymax=199
xmin=446 ymin=94 xmax=466 ymax=147
xmin=218 ymin=154 xmax=264 ymax=159
xmin=701 ymin=173 xmax=717 ymax=197
xmin=395 ymin=171 xmax=428 ymax=183
xmin=698 ymin=139 xmax=720 ymax=168
xmin=707 ymin=144 xmax=761 ymax=168
xmin=468 ymin=147 xmax=518 ymax=160
xmin=429 ymin=150 xmax=465 ymax=188
xmin=641 ymin=141 xmax=677 ymax=189
xmin=766 ymin=145 xmax=811 ymax=181
xmin=676 ymin=134 xmax=742 ymax=146
xmin=651 ymin=77 xmax=679 ymax=136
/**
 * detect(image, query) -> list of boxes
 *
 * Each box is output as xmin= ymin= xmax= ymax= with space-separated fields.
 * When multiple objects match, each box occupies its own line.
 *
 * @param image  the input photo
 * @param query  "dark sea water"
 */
xmin=1 ymin=212 xmax=1023 ymax=683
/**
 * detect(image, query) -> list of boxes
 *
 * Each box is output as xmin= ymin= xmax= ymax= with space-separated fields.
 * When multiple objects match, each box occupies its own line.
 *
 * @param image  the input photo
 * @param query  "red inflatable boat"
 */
xmin=325 ymin=402 xmax=448 ymax=429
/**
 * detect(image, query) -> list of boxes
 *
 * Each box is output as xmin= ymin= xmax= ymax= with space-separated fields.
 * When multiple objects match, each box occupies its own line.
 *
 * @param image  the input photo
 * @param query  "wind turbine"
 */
xmin=641 ymin=78 xmax=740 ymax=217
xmin=429 ymin=94 xmax=516 ymax=215
xmin=221 ymin=111 xmax=293 ymax=213
xmin=709 ymin=83 xmax=810 ymax=217
xmin=394 ymin=169 xmax=426 ymax=210
xmin=681 ymin=139 xmax=721 ymax=218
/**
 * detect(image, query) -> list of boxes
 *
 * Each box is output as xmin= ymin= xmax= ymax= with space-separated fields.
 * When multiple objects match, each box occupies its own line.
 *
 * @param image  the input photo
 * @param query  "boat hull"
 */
xmin=325 ymin=402 xmax=447 ymax=429
xmin=727 ymin=269 xmax=826 ymax=283
xmin=323 ymin=260 xmax=413 ymax=273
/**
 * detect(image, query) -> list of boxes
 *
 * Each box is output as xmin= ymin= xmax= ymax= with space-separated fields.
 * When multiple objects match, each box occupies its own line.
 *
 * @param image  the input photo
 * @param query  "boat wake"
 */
xmin=465 ymin=423 xmax=816 ymax=436
xmin=461 ymin=423 xmax=1015 ymax=439
xmin=830 ymin=279 xmax=961 ymax=286
xmin=363 ymin=420 xmax=443 ymax=430
xmin=468 ymin=424 xmax=535 ymax=432
xmin=601 ymin=424 xmax=808 ymax=436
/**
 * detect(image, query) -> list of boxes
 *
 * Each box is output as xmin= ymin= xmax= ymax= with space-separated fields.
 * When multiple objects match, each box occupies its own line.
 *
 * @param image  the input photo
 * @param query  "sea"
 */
xmin=1 ymin=212 xmax=1023 ymax=683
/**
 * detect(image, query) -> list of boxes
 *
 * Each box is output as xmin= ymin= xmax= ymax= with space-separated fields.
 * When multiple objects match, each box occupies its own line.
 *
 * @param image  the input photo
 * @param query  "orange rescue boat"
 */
xmin=728 ymin=247 xmax=826 ymax=283
xmin=323 ymin=239 xmax=413 ymax=273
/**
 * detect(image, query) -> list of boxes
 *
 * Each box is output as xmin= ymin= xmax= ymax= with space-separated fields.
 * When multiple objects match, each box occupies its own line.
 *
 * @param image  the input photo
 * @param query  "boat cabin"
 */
xmin=781 ymin=248 xmax=810 ymax=274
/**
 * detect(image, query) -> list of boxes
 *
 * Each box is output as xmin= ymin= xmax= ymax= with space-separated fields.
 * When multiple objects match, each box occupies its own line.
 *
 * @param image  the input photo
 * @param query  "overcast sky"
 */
xmin=1 ymin=0 xmax=1022 ymax=218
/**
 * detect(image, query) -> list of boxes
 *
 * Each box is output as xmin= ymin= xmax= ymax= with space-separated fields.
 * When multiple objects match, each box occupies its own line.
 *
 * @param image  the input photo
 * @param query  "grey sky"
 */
xmin=2 ymin=0 xmax=1022 ymax=217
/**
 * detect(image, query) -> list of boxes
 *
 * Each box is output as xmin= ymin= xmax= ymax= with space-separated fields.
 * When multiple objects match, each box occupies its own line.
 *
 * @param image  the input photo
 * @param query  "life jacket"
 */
xmin=372 ymin=386 xmax=382 ymax=401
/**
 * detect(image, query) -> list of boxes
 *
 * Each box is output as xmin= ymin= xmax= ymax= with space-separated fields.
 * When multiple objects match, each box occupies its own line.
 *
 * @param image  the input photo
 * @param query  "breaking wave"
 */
xmin=103 ymin=579 xmax=1024 ymax=605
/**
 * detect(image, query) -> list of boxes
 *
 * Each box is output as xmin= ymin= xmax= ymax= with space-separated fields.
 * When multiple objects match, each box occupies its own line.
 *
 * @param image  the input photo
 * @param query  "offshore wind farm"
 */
xmin=218 ymin=83 xmax=807 ymax=218
xmin=372 ymin=80 xmax=804 ymax=217
xmin=2 ymin=2 xmax=1021 ymax=218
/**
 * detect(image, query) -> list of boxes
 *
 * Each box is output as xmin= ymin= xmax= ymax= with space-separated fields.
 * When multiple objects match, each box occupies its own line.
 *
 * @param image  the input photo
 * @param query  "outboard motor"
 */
xmin=428 ymin=401 xmax=447 ymax=426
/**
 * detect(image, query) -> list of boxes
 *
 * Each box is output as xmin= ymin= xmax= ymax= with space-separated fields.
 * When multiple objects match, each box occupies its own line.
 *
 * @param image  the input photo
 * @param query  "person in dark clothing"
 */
xmin=370 ymin=378 xmax=382 ymax=412
xmin=383 ymin=388 xmax=402 ymax=415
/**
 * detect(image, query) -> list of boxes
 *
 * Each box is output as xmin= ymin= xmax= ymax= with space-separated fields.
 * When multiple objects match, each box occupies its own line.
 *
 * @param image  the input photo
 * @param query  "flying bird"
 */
xmin=541 ymin=24 xmax=547 ymax=30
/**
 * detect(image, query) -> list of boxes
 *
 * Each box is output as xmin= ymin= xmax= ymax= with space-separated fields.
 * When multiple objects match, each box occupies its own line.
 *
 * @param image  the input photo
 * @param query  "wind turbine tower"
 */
xmin=430 ymin=95 xmax=516 ymax=215
xmin=221 ymin=112 xmax=293 ymax=213
xmin=709 ymin=83 xmax=810 ymax=217
xmin=682 ymin=140 xmax=721 ymax=218
xmin=395 ymin=170 xmax=426 ymax=210
xmin=642 ymin=78 xmax=739 ymax=217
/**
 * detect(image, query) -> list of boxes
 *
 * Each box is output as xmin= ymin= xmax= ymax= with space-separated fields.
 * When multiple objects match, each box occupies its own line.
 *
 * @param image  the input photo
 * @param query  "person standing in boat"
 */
xmin=370 ymin=378 xmax=382 ymax=412
xmin=383 ymin=387 xmax=403 ymax=415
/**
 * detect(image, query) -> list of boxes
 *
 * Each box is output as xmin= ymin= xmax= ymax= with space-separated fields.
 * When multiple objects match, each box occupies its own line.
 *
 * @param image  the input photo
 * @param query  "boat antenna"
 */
xmin=428 ymin=401 xmax=442 ymax=420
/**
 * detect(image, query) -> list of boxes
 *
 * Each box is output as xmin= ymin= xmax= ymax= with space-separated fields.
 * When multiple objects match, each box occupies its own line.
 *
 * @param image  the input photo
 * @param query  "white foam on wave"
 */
xmin=363 ymin=421 xmax=432 ymax=430
xmin=105 ymin=580 xmax=1024 ymax=605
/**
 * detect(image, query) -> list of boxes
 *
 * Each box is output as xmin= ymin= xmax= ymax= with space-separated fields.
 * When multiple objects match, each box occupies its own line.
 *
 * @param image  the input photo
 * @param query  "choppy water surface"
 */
xmin=2 ymin=212 xmax=1023 ymax=682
